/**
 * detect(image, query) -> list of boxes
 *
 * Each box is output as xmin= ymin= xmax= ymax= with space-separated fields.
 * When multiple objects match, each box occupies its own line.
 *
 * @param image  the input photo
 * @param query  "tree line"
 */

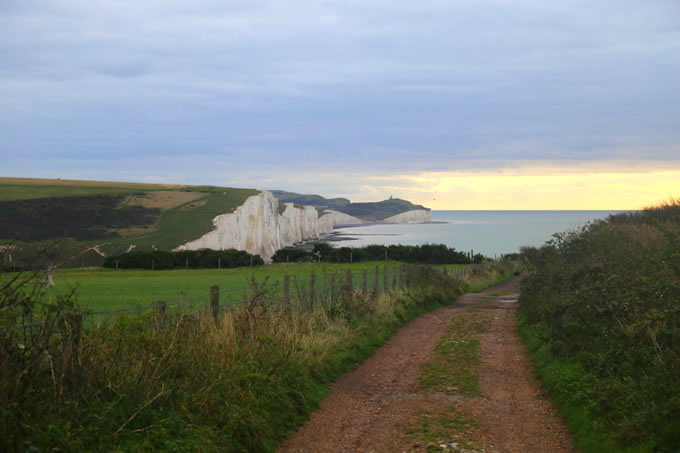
xmin=272 ymin=243 xmax=485 ymax=264
xmin=103 ymin=249 xmax=264 ymax=269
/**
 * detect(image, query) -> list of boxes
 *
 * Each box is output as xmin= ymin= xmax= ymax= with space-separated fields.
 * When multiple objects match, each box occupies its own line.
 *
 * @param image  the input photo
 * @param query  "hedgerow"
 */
xmin=519 ymin=199 xmax=680 ymax=452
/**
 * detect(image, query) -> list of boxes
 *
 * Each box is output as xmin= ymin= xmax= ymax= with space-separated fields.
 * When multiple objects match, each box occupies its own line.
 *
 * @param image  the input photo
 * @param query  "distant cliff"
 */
xmin=383 ymin=209 xmax=431 ymax=224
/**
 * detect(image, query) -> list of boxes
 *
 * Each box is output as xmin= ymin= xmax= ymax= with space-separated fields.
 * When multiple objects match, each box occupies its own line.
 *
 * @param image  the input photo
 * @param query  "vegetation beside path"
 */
xmin=1 ymin=258 xmax=518 ymax=452
xmin=519 ymin=199 xmax=680 ymax=452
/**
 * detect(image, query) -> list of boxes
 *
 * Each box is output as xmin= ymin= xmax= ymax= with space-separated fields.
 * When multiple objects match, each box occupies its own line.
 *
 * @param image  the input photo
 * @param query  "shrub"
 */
xmin=520 ymin=199 xmax=680 ymax=451
xmin=103 ymin=249 xmax=264 ymax=269
xmin=1 ymin=262 xmax=475 ymax=452
xmin=272 ymin=243 xmax=472 ymax=265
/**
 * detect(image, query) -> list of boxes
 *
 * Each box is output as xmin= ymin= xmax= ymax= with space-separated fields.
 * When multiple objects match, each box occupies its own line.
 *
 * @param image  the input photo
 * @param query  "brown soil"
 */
xmin=116 ymin=226 xmax=159 ymax=238
xmin=278 ymin=277 xmax=576 ymax=453
xmin=123 ymin=191 xmax=205 ymax=210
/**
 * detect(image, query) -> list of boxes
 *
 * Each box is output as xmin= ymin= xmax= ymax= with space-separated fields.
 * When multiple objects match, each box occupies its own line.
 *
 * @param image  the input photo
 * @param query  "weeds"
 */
xmin=419 ymin=310 xmax=489 ymax=396
xmin=1 ymin=263 xmax=478 ymax=452
xmin=403 ymin=407 xmax=483 ymax=453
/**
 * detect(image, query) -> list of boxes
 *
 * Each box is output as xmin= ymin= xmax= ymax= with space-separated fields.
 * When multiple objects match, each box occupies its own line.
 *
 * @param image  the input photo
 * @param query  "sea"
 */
xmin=330 ymin=211 xmax=629 ymax=258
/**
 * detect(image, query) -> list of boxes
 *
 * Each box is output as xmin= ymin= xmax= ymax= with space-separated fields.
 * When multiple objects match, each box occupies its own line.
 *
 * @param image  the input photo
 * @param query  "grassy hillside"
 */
xmin=124 ymin=187 xmax=258 ymax=250
xmin=271 ymin=190 xmax=351 ymax=212
xmin=519 ymin=199 xmax=680 ymax=452
xmin=272 ymin=190 xmax=428 ymax=220
xmin=0 ymin=177 xmax=181 ymax=201
xmin=0 ymin=177 xmax=258 ymax=255
xmin=339 ymin=198 xmax=428 ymax=220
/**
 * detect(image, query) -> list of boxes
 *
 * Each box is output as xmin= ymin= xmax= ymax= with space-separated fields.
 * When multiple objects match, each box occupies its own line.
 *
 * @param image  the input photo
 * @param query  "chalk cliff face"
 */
xmin=176 ymin=191 xmax=362 ymax=262
xmin=318 ymin=210 xmax=364 ymax=230
xmin=383 ymin=209 xmax=431 ymax=224
xmin=176 ymin=191 xmax=430 ymax=261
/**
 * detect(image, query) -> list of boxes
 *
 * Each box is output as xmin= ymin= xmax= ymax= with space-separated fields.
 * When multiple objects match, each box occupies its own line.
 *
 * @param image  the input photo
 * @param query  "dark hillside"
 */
xmin=0 ymin=177 xmax=259 ymax=255
xmin=272 ymin=190 xmax=428 ymax=220
xmin=271 ymin=190 xmax=351 ymax=210
xmin=340 ymin=198 xmax=428 ymax=220
xmin=0 ymin=194 xmax=160 ymax=241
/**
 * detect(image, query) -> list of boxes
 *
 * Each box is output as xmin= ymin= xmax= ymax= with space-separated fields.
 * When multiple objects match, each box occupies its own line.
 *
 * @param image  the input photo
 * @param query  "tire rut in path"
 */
xmin=278 ymin=277 xmax=575 ymax=453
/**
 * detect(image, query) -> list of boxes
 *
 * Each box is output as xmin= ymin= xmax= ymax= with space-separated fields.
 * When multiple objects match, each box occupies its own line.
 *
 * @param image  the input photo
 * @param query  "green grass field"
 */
xmin=0 ymin=177 xmax=180 ymax=201
xmin=48 ymin=261 xmax=464 ymax=313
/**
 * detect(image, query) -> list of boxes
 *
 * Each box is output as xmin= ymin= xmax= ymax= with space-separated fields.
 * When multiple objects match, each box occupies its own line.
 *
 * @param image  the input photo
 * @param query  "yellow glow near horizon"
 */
xmin=378 ymin=166 xmax=680 ymax=210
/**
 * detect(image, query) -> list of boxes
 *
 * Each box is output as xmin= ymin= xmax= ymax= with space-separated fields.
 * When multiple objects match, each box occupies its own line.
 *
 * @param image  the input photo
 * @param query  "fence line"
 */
xmin=5 ymin=264 xmax=482 ymax=334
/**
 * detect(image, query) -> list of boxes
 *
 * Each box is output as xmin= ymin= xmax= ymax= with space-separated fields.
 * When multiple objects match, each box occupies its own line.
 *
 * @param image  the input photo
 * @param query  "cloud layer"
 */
xmin=2 ymin=0 xmax=679 ymax=206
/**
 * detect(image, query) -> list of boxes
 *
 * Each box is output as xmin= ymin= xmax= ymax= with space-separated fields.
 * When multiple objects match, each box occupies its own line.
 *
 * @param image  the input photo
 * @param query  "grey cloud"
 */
xmin=1 ymin=0 xmax=679 ymax=187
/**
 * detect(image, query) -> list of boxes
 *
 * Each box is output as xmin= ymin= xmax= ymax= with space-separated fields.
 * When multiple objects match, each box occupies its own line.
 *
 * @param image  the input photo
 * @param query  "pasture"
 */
xmin=48 ymin=261 xmax=467 ymax=313
xmin=0 ymin=176 xmax=179 ymax=201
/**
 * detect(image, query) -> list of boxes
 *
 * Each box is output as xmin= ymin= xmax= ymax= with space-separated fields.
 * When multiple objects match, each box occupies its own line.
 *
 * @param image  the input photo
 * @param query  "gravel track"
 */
xmin=278 ymin=277 xmax=576 ymax=453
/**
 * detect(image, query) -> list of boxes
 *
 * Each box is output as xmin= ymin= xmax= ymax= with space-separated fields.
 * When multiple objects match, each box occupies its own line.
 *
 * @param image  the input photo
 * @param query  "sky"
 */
xmin=2 ymin=0 xmax=679 ymax=209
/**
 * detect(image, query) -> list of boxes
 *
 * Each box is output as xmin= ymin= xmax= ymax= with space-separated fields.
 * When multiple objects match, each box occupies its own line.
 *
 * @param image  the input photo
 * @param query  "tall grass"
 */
xmin=519 ymin=199 xmax=680 ymax=452
xmin=1 ymin=260 xmax=514 ymax=452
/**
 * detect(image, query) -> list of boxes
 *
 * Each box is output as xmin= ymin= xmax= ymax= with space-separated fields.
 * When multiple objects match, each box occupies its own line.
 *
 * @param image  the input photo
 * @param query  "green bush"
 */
xmin=272 ymin=243 xmax=472 ymax=264
xmin=519 ymin=199 xmax=680 ymax=452
xmin=103 ymin=249 xmax=264 ymax=269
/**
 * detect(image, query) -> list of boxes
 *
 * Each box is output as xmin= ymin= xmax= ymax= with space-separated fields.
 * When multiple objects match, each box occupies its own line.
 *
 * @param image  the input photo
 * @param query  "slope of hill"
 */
xmin=0 ymin=177 xmax=259 ymax=251
xmin=271 ymin=190 xmax=428 ymax=221
xmin=0 ymin=177 xmax=182 ymax=201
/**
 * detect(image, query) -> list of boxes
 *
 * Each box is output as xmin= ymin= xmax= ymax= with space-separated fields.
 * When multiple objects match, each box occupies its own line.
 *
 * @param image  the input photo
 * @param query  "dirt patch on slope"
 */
xmin=278 ymin=277 xmax=575 ymax=453
xmin=123 ymin=191 xmax=205 ymax=210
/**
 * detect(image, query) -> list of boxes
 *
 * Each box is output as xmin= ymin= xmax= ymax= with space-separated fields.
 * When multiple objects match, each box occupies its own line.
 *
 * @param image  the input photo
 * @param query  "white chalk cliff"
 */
xmin=176 ymin=191 xmax=430 ymax=261
xmin=383 ymin=209 xmax=431 ymax=224
xmin=176 ymin=191 xmax=362 ymax=262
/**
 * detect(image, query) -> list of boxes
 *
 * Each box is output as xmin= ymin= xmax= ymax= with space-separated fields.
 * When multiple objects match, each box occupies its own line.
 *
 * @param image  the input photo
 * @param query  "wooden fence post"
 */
xmin=155 ymin=300 xmax=166 ymax=322
xmin=374 ymin=266 xmax=379 ymax=296
xmin=400 ymin=266 xmax=405 ymax=290
xmin=210 ymin=285 xmax=220 ymax=326
xmin=310 ymin=273 xmax=316 ymax=311
xmin=392 ymin=266 xmax=397 ymax=291
xmin=362 ymin=269 xmax=367 ymax=295
xmin=72 ymin=314 xmax=82 ymax=365
xmin=283 ymin=275 xmax=290 ymax=309
xmin=331 ymin=273 xmax=337 ymax=304
xmin=384 ymin=264 xmax=388 ymax=293
xmin=64 ymin=314 xmax=83 ymax=364
xmin=61 ymin=313 xmax=83 ymax=389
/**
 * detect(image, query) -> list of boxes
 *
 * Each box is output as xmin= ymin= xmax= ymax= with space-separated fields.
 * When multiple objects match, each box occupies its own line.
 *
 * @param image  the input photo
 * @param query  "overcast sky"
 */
xmin=2 ymin=0 xmax=679 ymax=208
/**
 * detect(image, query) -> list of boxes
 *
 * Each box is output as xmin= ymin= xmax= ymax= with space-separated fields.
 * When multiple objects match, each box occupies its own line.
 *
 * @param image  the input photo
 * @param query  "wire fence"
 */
xmin=5 ymin=264 xmax=480 ymax=340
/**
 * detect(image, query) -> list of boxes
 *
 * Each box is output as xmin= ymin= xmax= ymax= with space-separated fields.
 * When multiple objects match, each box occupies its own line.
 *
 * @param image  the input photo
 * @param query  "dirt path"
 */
xmin=278 ymin=277 xmax=575 ymax=453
